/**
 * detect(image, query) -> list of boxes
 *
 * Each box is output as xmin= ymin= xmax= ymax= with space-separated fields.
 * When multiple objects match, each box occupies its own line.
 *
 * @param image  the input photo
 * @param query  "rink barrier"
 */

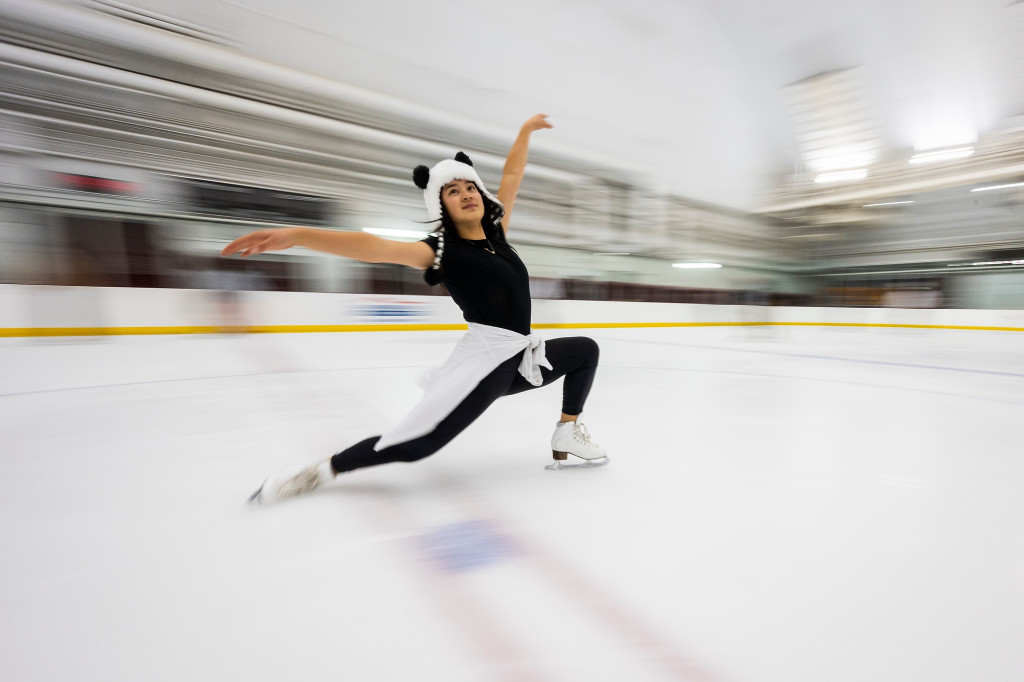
xmin=2 ymin=286 xmax=1024 ymax=336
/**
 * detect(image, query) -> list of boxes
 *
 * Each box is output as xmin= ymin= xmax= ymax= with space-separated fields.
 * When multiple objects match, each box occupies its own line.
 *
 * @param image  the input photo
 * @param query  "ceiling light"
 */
xmin=814 ymin=169 xmax=867 ymax=184
xmin=362 ymin=228 xmax=429 ymax=240
xmin=970 ymin=181 xmax=1024 ymax=193
xmin=946 ymin=259 xmax=1024 ymax=268
xmin=810 ymin=149 xmax=878 ymax=172
xmin=908 ymin=146 xmax=974 ymax=164
xmin=672 ymin=262 xmax=722 ymax=269
xmin=863 ymin=200 xmax=915 ymax=207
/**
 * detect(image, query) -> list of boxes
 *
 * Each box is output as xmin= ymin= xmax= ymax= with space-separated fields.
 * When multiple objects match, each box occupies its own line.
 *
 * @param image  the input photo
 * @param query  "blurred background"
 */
xmin=0 ymin=0 xmax=1023 ymax=309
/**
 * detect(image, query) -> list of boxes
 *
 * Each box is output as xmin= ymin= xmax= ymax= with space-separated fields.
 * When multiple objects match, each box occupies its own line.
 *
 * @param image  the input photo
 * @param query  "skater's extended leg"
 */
xmin=329 ymin=356 xmax=521 ymax=474
xmin=253 ymin=358 xmax=520 ymax=502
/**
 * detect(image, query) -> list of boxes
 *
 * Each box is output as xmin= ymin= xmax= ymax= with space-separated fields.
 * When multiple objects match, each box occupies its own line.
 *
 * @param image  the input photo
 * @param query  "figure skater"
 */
xmin=221 ymin=114 xmax=608 ymax=503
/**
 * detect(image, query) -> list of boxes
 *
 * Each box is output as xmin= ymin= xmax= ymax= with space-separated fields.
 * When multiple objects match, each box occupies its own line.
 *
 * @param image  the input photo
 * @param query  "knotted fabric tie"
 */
xmin=518 ymin=334 xmax=552 ymax=386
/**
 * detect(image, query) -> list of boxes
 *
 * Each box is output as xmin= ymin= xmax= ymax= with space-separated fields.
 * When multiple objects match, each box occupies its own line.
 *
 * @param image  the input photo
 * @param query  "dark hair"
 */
xmin=422 ymin=191 xmax=508 ymax=286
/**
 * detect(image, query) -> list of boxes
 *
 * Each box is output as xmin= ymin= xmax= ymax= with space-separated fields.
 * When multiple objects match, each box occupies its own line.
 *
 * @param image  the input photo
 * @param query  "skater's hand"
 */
xmin=521 ymin=114 xmax=552 ymax=134
xmin=221 ymin=228 xmax=298 ymax=257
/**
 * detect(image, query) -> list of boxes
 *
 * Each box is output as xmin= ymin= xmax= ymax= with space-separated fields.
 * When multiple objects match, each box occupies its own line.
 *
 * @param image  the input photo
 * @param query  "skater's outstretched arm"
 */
xmin=220 ymin=227 xmax=435 ymax=269
xmin=497 ymin=114 xmax=552 ymax=234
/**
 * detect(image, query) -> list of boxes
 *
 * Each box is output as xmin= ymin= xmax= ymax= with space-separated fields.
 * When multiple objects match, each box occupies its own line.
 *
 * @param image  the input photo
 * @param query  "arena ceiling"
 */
xmin=178 ymin=0 xmax=1024 ymax=210
xmin=3 ymin=0 xmax=1023 ymax=215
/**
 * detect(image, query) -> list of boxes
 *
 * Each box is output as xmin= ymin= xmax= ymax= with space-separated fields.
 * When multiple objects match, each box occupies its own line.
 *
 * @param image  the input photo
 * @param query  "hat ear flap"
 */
xmin=413 ymin=165 xmax=430 ymax=189
xmin=454 ymin=151 xmax=473 ymax=167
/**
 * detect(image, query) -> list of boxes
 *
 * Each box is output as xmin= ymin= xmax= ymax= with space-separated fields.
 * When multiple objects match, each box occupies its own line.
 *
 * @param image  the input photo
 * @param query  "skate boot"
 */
xmin=547 ymin=419 xmax=610 ymax=470
xmin=249 ymin=458 xmax=336 ymax=504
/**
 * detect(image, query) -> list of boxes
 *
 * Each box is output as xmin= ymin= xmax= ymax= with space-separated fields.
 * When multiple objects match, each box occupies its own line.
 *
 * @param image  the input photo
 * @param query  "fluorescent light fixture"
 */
xmin=814 ymin=169 xmax=867 ymax=184
xmin=863 ymin=200 xmax=915 ymax=207
xmin=908 ymin=146 xmax=974 ymax=164
xmin=947 ymin=259 xmax=1024 ymax=268
xmin=592 ymin=252 xmax=631 ymax=256
xmin=810 ymin=148 xmax=878 ymax=172
xmin=362 ymin=227 xmax=429 ymax=241
xmin=672 ymin=262 xmax=722 ymax=269
xmin=970 ymin=181 xmax=1024 ymax=193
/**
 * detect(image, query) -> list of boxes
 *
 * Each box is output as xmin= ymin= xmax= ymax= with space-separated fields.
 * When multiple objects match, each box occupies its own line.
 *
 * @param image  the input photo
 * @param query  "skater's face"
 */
xmin=440 ymin=179 xmax=484 ymax=225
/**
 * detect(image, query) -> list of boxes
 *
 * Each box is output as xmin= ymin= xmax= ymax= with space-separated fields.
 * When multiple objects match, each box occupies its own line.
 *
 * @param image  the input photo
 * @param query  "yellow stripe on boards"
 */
xmin=535 ymin=322 xmax=755 ymax=329
xmin=0 ymin=326 xmax=219 ymax=337
xmin=246 ymin=324 xmax=469 ymax=334
xmin=766 ymin=322 xmax=1024 ymax=332
xmin=2 ymin=321 xmax=1024 ymax=337
xmin=0 ymin=324 xmax=469 ymax=337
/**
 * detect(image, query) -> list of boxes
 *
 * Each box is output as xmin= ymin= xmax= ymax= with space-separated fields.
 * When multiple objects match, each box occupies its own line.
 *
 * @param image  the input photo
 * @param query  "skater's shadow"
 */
xmin=322 ymin=481 xmax=411 ymax=499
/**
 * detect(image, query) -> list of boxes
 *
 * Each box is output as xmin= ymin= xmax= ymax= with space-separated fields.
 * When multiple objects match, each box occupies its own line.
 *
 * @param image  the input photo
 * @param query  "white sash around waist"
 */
xmin=374 ymin=323 xmax=551 ymax=451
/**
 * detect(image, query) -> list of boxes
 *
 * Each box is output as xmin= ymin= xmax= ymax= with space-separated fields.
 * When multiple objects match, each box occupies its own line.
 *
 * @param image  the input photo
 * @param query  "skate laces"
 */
xmin=573 ymin=422 xmax=594 ymax=444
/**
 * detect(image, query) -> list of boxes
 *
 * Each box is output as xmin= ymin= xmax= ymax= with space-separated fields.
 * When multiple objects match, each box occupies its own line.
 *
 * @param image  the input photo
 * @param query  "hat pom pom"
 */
xmin=423 ymin=267 xmax=443 ymax=286
xmin=454 ymin=151 xmax=473 ymax=166
xmin=413 ymin=165 xmax=430 ymax=189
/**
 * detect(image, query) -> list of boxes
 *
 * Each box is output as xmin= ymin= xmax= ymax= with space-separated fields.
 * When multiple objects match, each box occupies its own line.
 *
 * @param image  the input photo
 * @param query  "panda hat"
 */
xmin=412 ymin=152 xmax=503 ymax=223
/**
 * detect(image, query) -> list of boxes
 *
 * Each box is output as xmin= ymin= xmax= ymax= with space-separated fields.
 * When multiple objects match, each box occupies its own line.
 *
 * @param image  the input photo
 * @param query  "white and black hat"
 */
xmin=412 ymin=152 xmax=502 ymax=223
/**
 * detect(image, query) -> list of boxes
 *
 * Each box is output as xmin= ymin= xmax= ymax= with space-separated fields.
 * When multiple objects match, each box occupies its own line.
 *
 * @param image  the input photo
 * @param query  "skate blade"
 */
xmin=544 ymin=456 xmax=610 ymax=471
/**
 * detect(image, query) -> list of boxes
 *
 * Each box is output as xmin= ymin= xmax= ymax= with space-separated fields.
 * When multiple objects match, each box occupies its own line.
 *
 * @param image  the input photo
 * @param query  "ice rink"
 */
xmin=2 ymin=324 xmax=1022 ymax=682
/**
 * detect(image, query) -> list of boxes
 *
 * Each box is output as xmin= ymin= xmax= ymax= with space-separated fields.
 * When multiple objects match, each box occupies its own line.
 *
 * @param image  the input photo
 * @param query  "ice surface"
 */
xmin=2 ymin=326 xmax=1022 ymax=682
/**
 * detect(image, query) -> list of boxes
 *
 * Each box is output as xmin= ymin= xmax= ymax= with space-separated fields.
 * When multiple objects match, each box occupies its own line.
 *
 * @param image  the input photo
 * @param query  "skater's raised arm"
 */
xmin=496 ymin=114 xmax=552 ymax=234
xmin=221 ymin=227 xmax=435 ymax=269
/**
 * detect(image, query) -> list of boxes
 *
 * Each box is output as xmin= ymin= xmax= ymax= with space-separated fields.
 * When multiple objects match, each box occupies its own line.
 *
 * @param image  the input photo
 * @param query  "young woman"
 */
xmin=222 ymin=114 xmax=609 ymax=503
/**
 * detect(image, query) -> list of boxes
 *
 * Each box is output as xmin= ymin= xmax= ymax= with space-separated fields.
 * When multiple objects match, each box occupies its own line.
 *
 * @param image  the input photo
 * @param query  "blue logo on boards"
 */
xmin=351 ymin=303 xmax=428 ymax=319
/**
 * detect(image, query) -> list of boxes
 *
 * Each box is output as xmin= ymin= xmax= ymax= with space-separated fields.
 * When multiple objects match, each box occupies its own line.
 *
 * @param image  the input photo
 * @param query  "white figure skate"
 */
xmin=249 ymin=459 xmax=335 ymax=504
xmin=547 ymin=419 xmax=609 ymax=470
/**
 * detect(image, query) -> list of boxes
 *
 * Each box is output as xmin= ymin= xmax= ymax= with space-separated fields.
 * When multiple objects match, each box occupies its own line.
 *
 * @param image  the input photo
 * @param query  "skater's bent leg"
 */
xmin=330 ymin=358 xmax=519 ymax=474
xmin=503 ymin=336 xmax=599 ymax=415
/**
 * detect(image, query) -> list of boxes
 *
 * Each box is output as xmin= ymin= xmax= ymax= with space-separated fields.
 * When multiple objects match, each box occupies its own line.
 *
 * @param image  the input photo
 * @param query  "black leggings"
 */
xmin=330 ymin=336 xmax=599 ymax=473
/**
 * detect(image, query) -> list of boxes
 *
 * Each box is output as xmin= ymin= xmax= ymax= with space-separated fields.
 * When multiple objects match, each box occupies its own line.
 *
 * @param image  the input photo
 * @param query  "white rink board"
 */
xmin=3 ymin=285 xmax=1024 ymax=331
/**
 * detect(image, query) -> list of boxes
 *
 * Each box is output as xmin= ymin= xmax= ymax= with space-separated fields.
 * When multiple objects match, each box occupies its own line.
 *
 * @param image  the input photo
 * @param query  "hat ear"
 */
xmin=454 ymin=151 xmax=473 ymax=167
xmin=413 ymin=165 xmax=430 ymax=189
